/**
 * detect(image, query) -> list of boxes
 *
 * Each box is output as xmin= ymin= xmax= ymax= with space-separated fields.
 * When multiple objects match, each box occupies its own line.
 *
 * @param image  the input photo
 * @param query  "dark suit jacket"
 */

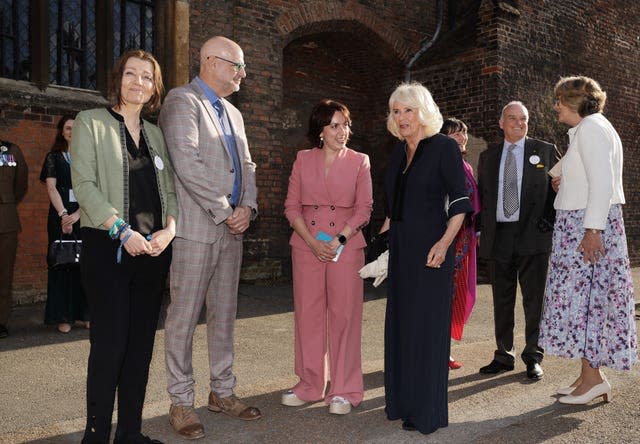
xmin=0 ymin=141 xmax=28 ymax=233
xmin=477 ymin=137 xmax=558 ymax=259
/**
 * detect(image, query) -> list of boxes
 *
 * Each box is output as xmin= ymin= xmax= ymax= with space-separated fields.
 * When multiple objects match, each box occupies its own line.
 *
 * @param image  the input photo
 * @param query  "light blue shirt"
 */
xmin=195 ymin=76 xmax=242 ymax=207
xmin=496 ymin=138 xmax=524 ymax=222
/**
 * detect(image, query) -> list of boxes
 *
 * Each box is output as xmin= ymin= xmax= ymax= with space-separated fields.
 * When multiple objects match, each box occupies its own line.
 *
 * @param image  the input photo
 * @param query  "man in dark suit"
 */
xmin=477 ymin=101 xmax=558 ymax=380
xmin=0 ymin=141 xmax=28 ymax=338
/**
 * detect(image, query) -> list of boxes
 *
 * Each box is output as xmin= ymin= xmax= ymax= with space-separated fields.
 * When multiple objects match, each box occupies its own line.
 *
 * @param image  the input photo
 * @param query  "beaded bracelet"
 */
xmin=108 ymin=218 xmax=126 ymax=239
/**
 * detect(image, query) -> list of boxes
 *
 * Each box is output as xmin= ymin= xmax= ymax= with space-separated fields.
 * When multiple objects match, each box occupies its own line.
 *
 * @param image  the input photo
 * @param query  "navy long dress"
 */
xmin=384 ymin=134 xmax=471 ymax=434
xmin=40 ymin=151 xmax=88 ymax=325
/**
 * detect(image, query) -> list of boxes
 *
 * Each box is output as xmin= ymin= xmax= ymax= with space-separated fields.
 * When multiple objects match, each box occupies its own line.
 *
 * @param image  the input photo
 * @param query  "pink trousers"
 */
xmin=290 ymin=246 xmax=365 ymax=406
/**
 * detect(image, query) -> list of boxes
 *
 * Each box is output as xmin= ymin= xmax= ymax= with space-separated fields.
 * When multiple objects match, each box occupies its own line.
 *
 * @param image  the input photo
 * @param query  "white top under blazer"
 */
xmin=554 ymin=112 xmax=625 ymax=230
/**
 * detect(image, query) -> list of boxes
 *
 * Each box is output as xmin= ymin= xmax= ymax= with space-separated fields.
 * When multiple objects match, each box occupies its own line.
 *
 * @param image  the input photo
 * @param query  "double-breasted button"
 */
xmin=330 ymin=205 xmax=335 ymax=210
xmin=230 ymin=168 xmax=235 ymax=173
xmin=311 ymin=220 xmax=316 ymax=225
xmin=227 ymin=193 xmax=232 ymax=199
xmin=329 ymin=222 xmax=335 ymax=227
xmin=314 ymin=205 xmax=318 ymax=210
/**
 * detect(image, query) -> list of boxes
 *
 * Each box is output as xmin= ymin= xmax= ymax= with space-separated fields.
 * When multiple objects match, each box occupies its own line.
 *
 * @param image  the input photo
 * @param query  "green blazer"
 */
xmin=70 ymin=108 xmax=178 ymax=229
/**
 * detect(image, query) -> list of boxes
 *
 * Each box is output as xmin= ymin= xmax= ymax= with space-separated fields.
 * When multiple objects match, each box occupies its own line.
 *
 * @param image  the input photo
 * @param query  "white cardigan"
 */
xmin=554 ymin=113 xmax=625 ymax=230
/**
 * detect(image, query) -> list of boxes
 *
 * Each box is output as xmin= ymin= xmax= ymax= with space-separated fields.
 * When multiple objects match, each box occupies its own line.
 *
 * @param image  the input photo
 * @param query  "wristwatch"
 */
xmin=337 ymin=234 xmax=347 ymax=245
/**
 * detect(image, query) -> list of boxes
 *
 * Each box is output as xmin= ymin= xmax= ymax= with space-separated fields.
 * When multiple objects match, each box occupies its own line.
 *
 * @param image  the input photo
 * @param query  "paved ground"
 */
xmin=0 ymin=270 xmax=639 ymax=444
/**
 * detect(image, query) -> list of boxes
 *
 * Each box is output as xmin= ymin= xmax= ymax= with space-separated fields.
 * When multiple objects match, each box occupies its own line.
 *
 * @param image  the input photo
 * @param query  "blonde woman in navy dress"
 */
xmin=381 ymin=82 xmax=471 ymax=434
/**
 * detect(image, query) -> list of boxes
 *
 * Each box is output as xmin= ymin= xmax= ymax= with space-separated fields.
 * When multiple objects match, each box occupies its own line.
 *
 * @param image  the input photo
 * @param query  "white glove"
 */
xmin=358 ymin=250 xmax=389 ymax=287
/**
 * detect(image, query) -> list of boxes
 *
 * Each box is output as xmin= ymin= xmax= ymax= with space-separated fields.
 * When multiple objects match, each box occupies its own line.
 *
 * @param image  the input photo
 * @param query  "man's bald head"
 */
xmin=198 ymin=36 xmax=246 ymax=98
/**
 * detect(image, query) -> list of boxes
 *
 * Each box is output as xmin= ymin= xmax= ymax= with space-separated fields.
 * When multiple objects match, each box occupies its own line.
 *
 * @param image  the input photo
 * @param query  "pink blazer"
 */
xmin=285 ymin=147 xmax=373 ymax=251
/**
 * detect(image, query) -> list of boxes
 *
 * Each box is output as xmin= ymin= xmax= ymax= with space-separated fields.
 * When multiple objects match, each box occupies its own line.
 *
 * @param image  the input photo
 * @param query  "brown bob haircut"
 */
xmin=109 ymin=49 xmax=164 ymax=112
xmin=307 ymin=99 xmax=352 ymax=147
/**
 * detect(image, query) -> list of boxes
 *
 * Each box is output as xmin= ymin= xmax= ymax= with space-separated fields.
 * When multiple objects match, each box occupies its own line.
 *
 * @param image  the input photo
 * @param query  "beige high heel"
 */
xmin=558 ymin=380 xmax=611 ymax=404
xmin=556 ymin=385 xmax=576 ymax=395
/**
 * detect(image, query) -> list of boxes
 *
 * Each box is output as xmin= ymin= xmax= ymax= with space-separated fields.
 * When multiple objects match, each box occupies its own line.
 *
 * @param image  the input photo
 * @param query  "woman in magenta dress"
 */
xmin=440 ymin=118 xmax=480 ymax=369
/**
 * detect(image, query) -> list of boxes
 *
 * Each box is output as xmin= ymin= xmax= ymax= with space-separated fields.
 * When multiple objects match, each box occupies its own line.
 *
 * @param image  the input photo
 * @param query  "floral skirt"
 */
xmin=538 ymin=205 xmax=637 ymax=370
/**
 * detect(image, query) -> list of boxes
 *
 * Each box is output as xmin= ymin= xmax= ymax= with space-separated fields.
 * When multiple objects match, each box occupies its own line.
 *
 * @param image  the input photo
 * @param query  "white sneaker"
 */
xmin=329 ymin=396 xmax=351 ymax=415
xmin=281 ymin=390 xmax=306 ymax=406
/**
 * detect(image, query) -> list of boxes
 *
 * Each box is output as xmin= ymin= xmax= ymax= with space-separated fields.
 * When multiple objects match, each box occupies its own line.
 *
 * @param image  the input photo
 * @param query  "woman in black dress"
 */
xmin=380 ymin=82 xmax=471 ymax=434
xmin=40 ymin=114 xmax=89 ymax=333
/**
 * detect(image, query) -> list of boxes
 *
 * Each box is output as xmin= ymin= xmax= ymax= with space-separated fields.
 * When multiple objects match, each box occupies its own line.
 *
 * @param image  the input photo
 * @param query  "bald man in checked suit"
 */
xmin=159 ymin=36 xmax=261 ymax=440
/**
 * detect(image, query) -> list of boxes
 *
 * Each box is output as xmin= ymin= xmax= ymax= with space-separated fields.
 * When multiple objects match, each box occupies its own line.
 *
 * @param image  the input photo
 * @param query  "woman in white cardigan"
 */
xmin=538 ymin=76 xmax=637 ymax=405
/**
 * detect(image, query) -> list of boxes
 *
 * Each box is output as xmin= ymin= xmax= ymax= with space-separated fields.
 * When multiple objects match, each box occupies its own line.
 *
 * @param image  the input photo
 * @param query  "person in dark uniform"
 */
xmin=0 ymin=140 xmax=28 ymax=338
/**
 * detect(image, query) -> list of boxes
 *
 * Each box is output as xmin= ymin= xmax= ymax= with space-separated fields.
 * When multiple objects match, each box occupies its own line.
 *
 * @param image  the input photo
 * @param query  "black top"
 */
xmin=40 ymin=150 xmax=80 ymax=240
xmin=107 ymin=108 xmax=162 ymax=235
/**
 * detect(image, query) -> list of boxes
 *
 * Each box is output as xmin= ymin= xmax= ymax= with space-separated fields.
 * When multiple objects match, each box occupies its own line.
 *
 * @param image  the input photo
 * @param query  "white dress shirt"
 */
xmin=496 ymin=138 xmax=525 ymax=222
xmin=554 ymin=113 xmax=625 ymax=229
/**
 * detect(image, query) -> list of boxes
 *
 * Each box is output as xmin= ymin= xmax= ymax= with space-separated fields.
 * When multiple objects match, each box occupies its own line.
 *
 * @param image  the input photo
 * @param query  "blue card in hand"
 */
xmin=316 ymin=231 xmax=344 ymax=262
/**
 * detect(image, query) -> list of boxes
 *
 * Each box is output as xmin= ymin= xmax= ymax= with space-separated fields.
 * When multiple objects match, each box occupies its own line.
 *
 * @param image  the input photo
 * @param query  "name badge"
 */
xmin=154 ymin=155 xmax=164 ymax=171
xmin=69 ymin=189 xmax=77 ymax=202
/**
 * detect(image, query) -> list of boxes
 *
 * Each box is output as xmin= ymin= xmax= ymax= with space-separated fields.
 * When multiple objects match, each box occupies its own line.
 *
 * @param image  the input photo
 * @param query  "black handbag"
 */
xmin=47 ymin=232 xmax=82 ymax=270
xmin=366 ymin=230 xmax=389 ymax=263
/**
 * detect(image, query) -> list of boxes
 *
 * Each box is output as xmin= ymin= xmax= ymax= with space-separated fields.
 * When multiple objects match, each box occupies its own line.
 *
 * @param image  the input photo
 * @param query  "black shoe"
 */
xmin=479 ymin=359 xmax=514 ymax=374
xmin=402 ymin=420 xmax=416 ymax=431
xmin=113 ymin=434 xmax=163 ymax=444
xmin=0 ymin=324 xmax=8 ymax=338
xmin=526 ymin=362 xmax=544 ymax=380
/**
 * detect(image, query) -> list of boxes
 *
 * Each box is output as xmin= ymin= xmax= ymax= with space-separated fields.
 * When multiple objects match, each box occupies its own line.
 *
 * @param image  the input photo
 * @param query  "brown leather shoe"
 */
xmin=169 ymin=404 xmax=205 ymax=440
xmin=207 ymin=392 xmax=262 ymax=421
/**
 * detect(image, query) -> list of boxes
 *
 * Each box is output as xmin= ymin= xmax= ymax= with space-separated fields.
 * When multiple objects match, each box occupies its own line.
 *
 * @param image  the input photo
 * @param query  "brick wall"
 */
xmin=188 ymin=0 xmax=437 ymax=280
xmin=0 ymin=82 xmax=107 ymax=303
xmin=3 ymin=0 xmax=639 ymax=302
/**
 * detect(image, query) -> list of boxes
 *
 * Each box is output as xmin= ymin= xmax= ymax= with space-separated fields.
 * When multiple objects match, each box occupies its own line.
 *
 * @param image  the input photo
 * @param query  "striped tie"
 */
xmin=503 ymin=144 xmax=519 ymax=217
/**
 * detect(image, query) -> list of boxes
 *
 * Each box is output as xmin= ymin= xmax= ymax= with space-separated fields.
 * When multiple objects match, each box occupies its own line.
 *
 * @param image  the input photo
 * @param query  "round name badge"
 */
xmin=154 ymin=155 xmax=164 ymax=170
xmin=0 ymin=145 xmax=7 ymax=152
xmin=529 ymin=154 xmax=541 ymax=165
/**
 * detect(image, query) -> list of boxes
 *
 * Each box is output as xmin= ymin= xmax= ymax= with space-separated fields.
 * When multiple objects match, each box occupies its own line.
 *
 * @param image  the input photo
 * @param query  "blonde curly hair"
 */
xmin=386 ymin=82 xmax=443 ymax=140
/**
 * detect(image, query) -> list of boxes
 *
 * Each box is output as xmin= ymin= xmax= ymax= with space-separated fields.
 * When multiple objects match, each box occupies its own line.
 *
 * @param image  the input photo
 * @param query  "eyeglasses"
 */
xmin=209 ymin=55 xmax=246 ymax=72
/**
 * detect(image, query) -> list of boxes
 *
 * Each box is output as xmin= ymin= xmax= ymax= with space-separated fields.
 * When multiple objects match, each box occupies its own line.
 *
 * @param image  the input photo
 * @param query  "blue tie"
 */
xmin=213 ymin=99 xmax=242 ymax=206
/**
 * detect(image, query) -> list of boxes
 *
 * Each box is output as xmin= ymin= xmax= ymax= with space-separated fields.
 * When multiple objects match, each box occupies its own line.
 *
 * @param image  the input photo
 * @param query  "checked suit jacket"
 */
xmin=158 ymin=79 xmax=257 ymax=243
xmin=477 ymin=137 xmax=559 ymax=259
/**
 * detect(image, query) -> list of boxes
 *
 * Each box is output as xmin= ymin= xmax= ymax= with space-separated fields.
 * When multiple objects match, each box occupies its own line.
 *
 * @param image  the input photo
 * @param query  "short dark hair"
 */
xmin=307 ymin=99 xmax=352 ymax=147
xmin=51 ymin=114 xmax=76 ymax=153
xmin=109 ymin=49 xmax=164 ymax=112
xmin=440 ymin=117 xmax=468 ymax=135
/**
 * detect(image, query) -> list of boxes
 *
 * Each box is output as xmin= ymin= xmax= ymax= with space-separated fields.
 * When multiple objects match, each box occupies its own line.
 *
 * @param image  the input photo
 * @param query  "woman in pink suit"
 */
xmin=283 ymin=99 xmax=373 ymax=415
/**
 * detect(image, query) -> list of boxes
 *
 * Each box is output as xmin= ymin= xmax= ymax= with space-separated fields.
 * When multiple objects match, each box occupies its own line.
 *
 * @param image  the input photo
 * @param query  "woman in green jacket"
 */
xmin=71 ymin=49 xmax=177 ymax=444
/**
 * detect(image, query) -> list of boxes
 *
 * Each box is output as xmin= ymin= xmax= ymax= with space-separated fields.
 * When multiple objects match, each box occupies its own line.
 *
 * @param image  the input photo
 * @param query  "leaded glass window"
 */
xmin=49 ymin=0 xmax=97 ymax=89
xmin=0 ymin=0 xmax=29 ymax=81
xmin=114 ymin=0 xmax=154 ymax=62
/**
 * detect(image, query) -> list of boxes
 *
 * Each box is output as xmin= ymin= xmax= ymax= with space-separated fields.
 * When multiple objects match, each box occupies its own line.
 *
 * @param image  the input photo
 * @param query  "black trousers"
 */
xmin=489 ymin=223 xmax=548 ymax=366
xmin=80 ymin=228 xmax=171 ymax=444
xmin=0 ymin=230 xmax=18 ymax=326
